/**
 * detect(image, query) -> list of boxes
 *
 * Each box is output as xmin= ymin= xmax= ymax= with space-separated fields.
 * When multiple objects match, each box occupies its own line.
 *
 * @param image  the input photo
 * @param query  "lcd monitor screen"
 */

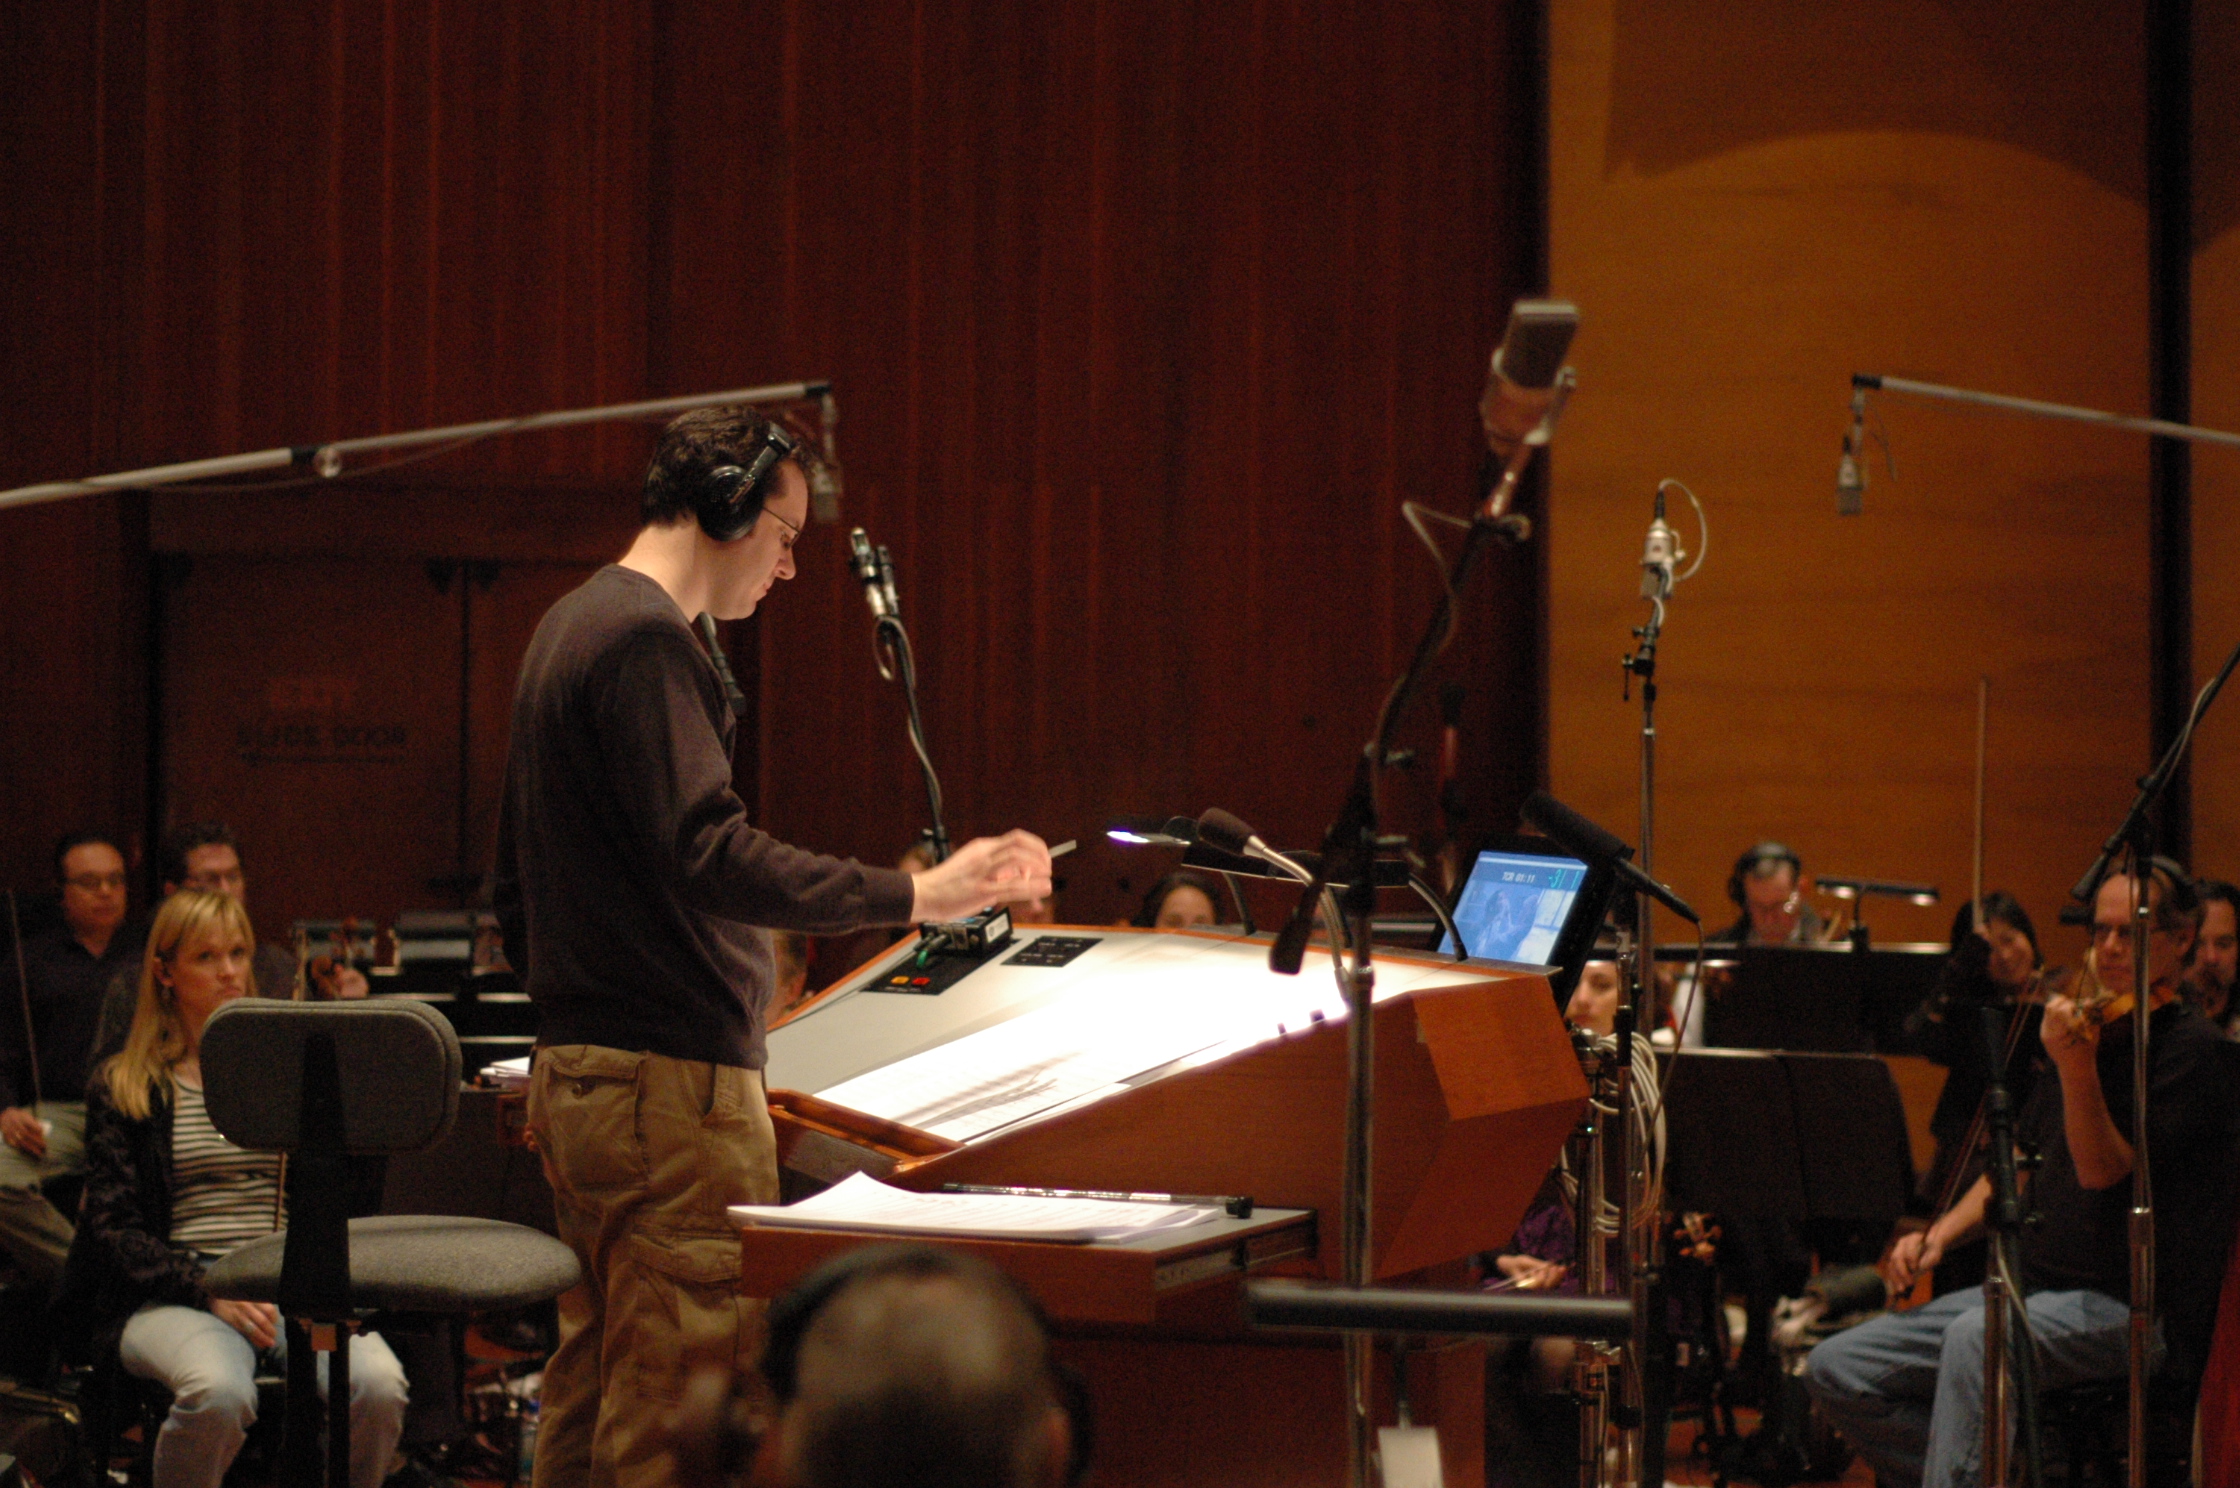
xmin=1441 ymin=848 xmax=1591 ymax=966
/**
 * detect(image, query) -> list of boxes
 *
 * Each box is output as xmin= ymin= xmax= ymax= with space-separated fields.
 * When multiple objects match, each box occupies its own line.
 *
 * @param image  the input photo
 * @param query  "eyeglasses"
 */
xmin=2092 ymin=919 xmax=2175 ymax=942
xmin=764 ymin=506 xmax=800 ymax=541
xmin=65 ymin=873 xmax=127 ymax=892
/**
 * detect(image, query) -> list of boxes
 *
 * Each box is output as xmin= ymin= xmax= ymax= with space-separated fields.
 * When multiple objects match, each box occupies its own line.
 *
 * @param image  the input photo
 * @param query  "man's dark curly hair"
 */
xmin=641 ymin=406 xmax=817 ymax=529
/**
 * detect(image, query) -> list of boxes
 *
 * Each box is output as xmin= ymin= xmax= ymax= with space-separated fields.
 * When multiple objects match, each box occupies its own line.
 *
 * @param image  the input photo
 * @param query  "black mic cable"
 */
xmin=694 ymin=614 xmax=750 ymax=716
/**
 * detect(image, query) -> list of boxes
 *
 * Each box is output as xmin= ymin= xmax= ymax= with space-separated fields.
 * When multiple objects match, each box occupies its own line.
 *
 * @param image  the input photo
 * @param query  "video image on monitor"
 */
xmin=1442 ymin=850 xmax=1589 ymax=965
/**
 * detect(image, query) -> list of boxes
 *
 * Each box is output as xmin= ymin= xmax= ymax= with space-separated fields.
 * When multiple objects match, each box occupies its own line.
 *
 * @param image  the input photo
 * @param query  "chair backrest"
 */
xmin=201 ymin=998 xmax=460 ymax=1155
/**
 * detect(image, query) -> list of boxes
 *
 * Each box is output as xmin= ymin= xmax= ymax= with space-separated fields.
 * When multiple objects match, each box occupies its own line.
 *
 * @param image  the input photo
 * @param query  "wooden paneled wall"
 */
xmin=1548 ymin=0 xmax=2159 ymax=961
xmin=2189 ymin=4 xmax=2240 ymax=889
xmin=0 ymin=2 xmax=1541 ymax=934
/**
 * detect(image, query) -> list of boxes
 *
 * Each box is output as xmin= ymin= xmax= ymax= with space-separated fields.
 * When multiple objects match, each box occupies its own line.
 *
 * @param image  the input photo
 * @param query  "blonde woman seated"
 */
xmin=70 ymin=889 xmax=408 ymax=1488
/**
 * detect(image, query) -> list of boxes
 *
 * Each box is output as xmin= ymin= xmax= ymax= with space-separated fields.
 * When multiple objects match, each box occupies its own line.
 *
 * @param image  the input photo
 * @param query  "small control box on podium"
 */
xmin=745 ymin=927 xmax=1586 ymax=1487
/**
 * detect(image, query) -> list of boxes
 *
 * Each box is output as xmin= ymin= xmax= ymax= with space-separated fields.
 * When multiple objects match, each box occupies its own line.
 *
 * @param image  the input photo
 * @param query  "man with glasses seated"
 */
xmin=1807 ymin=864 xmax=2238 ymax=1488
xmin=87 ymin=822 xmax=370 ymax=1076
xmin=0 ymin=832 xmax=145 ymax=1294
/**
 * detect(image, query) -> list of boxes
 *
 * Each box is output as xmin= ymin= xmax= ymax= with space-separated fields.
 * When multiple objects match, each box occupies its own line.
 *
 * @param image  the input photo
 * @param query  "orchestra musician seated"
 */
xmin=1805 ymin=865 xmax=2238 ymax=1488
xmin=58 ymin=889 xmax=409 ymax=1488
xmin=2184 ymin=878 xmax=2240 ymax=1040
xmin=1479 ymin=950 xmax=1622 ymax=1488
xmin=0 ymin=832 xmax=142 ymax=1297
xmin=1902 ymin=892 xmax=2050 ymax=1295
xmin=1711 ymin=841 xmax=1825 ymax=946
xmin=1130 ymin=871 xmax=1222 ymax=931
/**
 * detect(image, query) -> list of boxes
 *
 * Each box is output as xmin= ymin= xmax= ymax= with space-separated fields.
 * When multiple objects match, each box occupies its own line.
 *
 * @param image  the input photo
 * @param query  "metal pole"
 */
xmin=2127 ymin=860 xmax=2154 ymax=1488
xmin=0 ymin=379 xmax=832 ymax=511
xmin=1341 ymin=882 xmax=1378 ymax=1488
xmin=1572 ymin=1072 xmax=1609 ymax=1488
xmin=1854 ymin=372 xmax=2240 ymax=452
xmin=1983 ymin=1257 xmax=2010 ymax=1487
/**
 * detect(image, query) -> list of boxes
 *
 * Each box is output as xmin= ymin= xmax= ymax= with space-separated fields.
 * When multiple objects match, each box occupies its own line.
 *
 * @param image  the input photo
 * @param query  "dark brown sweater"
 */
xmin=493 ymin=565 xmax=916 ymax=1070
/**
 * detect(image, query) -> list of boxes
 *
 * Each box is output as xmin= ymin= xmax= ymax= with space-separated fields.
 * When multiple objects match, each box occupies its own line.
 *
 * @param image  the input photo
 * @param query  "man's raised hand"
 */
xmin=909 ymin=831 xmax=1054 ymax=924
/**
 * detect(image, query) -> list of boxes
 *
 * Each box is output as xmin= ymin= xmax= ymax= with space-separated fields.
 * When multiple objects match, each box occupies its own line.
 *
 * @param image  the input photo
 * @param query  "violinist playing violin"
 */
xmin=1807 ymin=865 xmax=2239 ymax=1488
xmin=1902 ymin=893 xmax=2048 ymax=1293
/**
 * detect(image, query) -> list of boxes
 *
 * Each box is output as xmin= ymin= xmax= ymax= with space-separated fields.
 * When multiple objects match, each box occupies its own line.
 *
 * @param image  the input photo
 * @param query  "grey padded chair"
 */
xmin=198 ymin=998 xmax=579 ymax=1488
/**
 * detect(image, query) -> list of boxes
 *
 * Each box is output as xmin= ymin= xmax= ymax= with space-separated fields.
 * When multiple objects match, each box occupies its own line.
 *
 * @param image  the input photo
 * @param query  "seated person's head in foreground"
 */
xmin=1132 ymin=870 xmax=1222 ymax=931
xmin=767 ymin=1245 xmax=1076 ymax=1488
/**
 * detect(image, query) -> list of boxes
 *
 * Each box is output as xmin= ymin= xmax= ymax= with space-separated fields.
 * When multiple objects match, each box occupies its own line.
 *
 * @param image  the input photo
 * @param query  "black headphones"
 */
xmin=762 ymin=1242 xmax=1093 ymax=1488
xmin=695 ymin=423 xmax=799 ymax=543
xmin=1727 ymin=841 xmax=1802 ymax=907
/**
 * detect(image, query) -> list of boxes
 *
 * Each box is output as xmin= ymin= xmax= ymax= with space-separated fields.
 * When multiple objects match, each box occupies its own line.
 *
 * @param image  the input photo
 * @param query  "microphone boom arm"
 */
xmin=1852 ymin=371 xmax=2240 ymax=452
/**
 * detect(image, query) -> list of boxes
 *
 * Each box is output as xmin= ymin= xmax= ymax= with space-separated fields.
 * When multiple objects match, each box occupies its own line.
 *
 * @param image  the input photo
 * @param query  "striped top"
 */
xmin=169 ymin=1075 xmax=284 ymax=1258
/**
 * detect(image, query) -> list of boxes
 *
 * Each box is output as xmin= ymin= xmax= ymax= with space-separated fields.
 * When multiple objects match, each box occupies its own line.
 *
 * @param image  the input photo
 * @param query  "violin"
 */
xmin=2069 ymin=949 xmax=2180 ymax=1032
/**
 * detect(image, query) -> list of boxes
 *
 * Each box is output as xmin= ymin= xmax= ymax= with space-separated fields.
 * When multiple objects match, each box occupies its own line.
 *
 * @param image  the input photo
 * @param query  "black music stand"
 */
xmin=1663 ymin=1048 xmax=1913 ymax=1221
xmin=1703 ymin=946 xmax=1870 ymax=1053
xmin=1662 ymin=1049 xmax=1913 ymax=1477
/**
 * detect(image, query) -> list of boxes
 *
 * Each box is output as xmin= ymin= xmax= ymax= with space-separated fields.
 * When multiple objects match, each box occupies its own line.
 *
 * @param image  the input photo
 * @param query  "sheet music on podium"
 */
xmin=729 ymin=1172 xmax=1221 ymax=1244
xmin=813 ymin=963 xmax=1346 ymax=1143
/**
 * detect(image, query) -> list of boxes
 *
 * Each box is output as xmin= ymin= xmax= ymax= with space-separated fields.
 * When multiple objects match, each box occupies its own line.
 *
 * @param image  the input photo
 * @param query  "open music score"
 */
xmin=730 ymin=1171 xmax=1223 ymax=1244
xmin=785 ymin=932 xmax=1489 ymax=1143
xmin=817 ymin=960 xmax=1352 ymax=1141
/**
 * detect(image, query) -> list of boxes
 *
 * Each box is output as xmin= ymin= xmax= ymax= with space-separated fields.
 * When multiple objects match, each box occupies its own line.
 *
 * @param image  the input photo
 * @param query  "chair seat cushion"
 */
xmin=203 ymin=1215 xmax=581 ymax=1313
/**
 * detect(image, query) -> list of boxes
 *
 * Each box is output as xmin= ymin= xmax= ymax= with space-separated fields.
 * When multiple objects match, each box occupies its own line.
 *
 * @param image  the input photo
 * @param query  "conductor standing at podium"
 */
xmin=494 ymin=407 xmax=1052 ymax=1488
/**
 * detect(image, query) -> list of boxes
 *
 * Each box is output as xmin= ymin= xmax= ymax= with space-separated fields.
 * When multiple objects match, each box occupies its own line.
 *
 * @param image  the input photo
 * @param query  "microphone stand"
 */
xmin=2063 ymin=626 xmax=2240 ymax=1488
xmin=1976 ymin=1006 xmax=2045 ymax=1488
xmin=1619 ymin=577 xmax=1667 ymax=1487
xmin=1266 ymin=373 xmax=1570 ymax=1488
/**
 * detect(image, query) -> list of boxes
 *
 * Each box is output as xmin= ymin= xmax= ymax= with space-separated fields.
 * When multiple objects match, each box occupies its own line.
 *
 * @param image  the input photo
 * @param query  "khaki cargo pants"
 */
xmin=526 ymin=1046 xmax=779 ymax=1488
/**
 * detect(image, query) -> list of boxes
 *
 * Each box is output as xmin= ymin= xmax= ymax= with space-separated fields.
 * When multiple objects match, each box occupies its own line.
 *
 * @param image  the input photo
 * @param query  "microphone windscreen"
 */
xmin=1491 ymin=301 xmax=1579 ymax=390
xmin=1196 ymin=808 xmax=1259 ymax=857
xmin=1519 ymin=791 xmax=1633 ymax=865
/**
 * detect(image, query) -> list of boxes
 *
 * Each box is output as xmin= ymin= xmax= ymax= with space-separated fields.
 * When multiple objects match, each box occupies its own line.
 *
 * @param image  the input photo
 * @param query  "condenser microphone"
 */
xmin=1836 ymin=385 xmax=1868 ymax=515
xmin=1640 ymin=486 xmax=1679 ymax=601
xmin=1196 ymin=809 xmax=1276 ymax=864
xmin=809 ymin=391 xmax=842 ymax=523
xmin=1519 ymin=791 xmax=1700 ymax=923
xmin=876 ymin=543 xmax=901 ymax=617
xmin=1490 ymin=300 xmax=1579 ymax=391
xmin=849 ymin=528 xmax=893 ymax=620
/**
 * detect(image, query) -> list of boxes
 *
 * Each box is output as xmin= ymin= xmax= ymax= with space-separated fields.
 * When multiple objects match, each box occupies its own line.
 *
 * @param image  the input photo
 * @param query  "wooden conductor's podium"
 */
xmin=746 ymin=927 xmax=1586 ymax=1487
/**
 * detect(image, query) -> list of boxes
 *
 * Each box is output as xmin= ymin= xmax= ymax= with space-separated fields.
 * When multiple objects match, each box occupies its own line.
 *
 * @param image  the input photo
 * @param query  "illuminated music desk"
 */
xmin=745 ymin=927 xmax=1586 ymax=1487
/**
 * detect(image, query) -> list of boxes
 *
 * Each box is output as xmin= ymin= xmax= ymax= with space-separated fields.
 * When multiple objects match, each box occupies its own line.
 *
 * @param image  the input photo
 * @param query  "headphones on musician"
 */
xmin=1727 ymin=841 xmax=1803 ymax=908
xmin=761 ymin=1243 xmax=1093 ymax=1488
xmin=693 ymin=422 xmax=800 ymax=543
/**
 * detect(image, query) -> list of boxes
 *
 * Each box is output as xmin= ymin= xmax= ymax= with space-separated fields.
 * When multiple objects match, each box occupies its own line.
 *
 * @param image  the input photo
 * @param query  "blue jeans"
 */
xmin=1804 ymin=1286 xmax=2149 ymax=1488
xmin=118 ymin=1302 xmax=409 ymax=1488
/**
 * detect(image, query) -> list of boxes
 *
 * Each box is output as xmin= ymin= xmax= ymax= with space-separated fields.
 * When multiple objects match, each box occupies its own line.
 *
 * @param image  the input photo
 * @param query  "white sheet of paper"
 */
xmin=728 ymin=1171 xmax=1220 ymax=1244
xmin=1377 ymin=1426 xmax=1443 ymax=1488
